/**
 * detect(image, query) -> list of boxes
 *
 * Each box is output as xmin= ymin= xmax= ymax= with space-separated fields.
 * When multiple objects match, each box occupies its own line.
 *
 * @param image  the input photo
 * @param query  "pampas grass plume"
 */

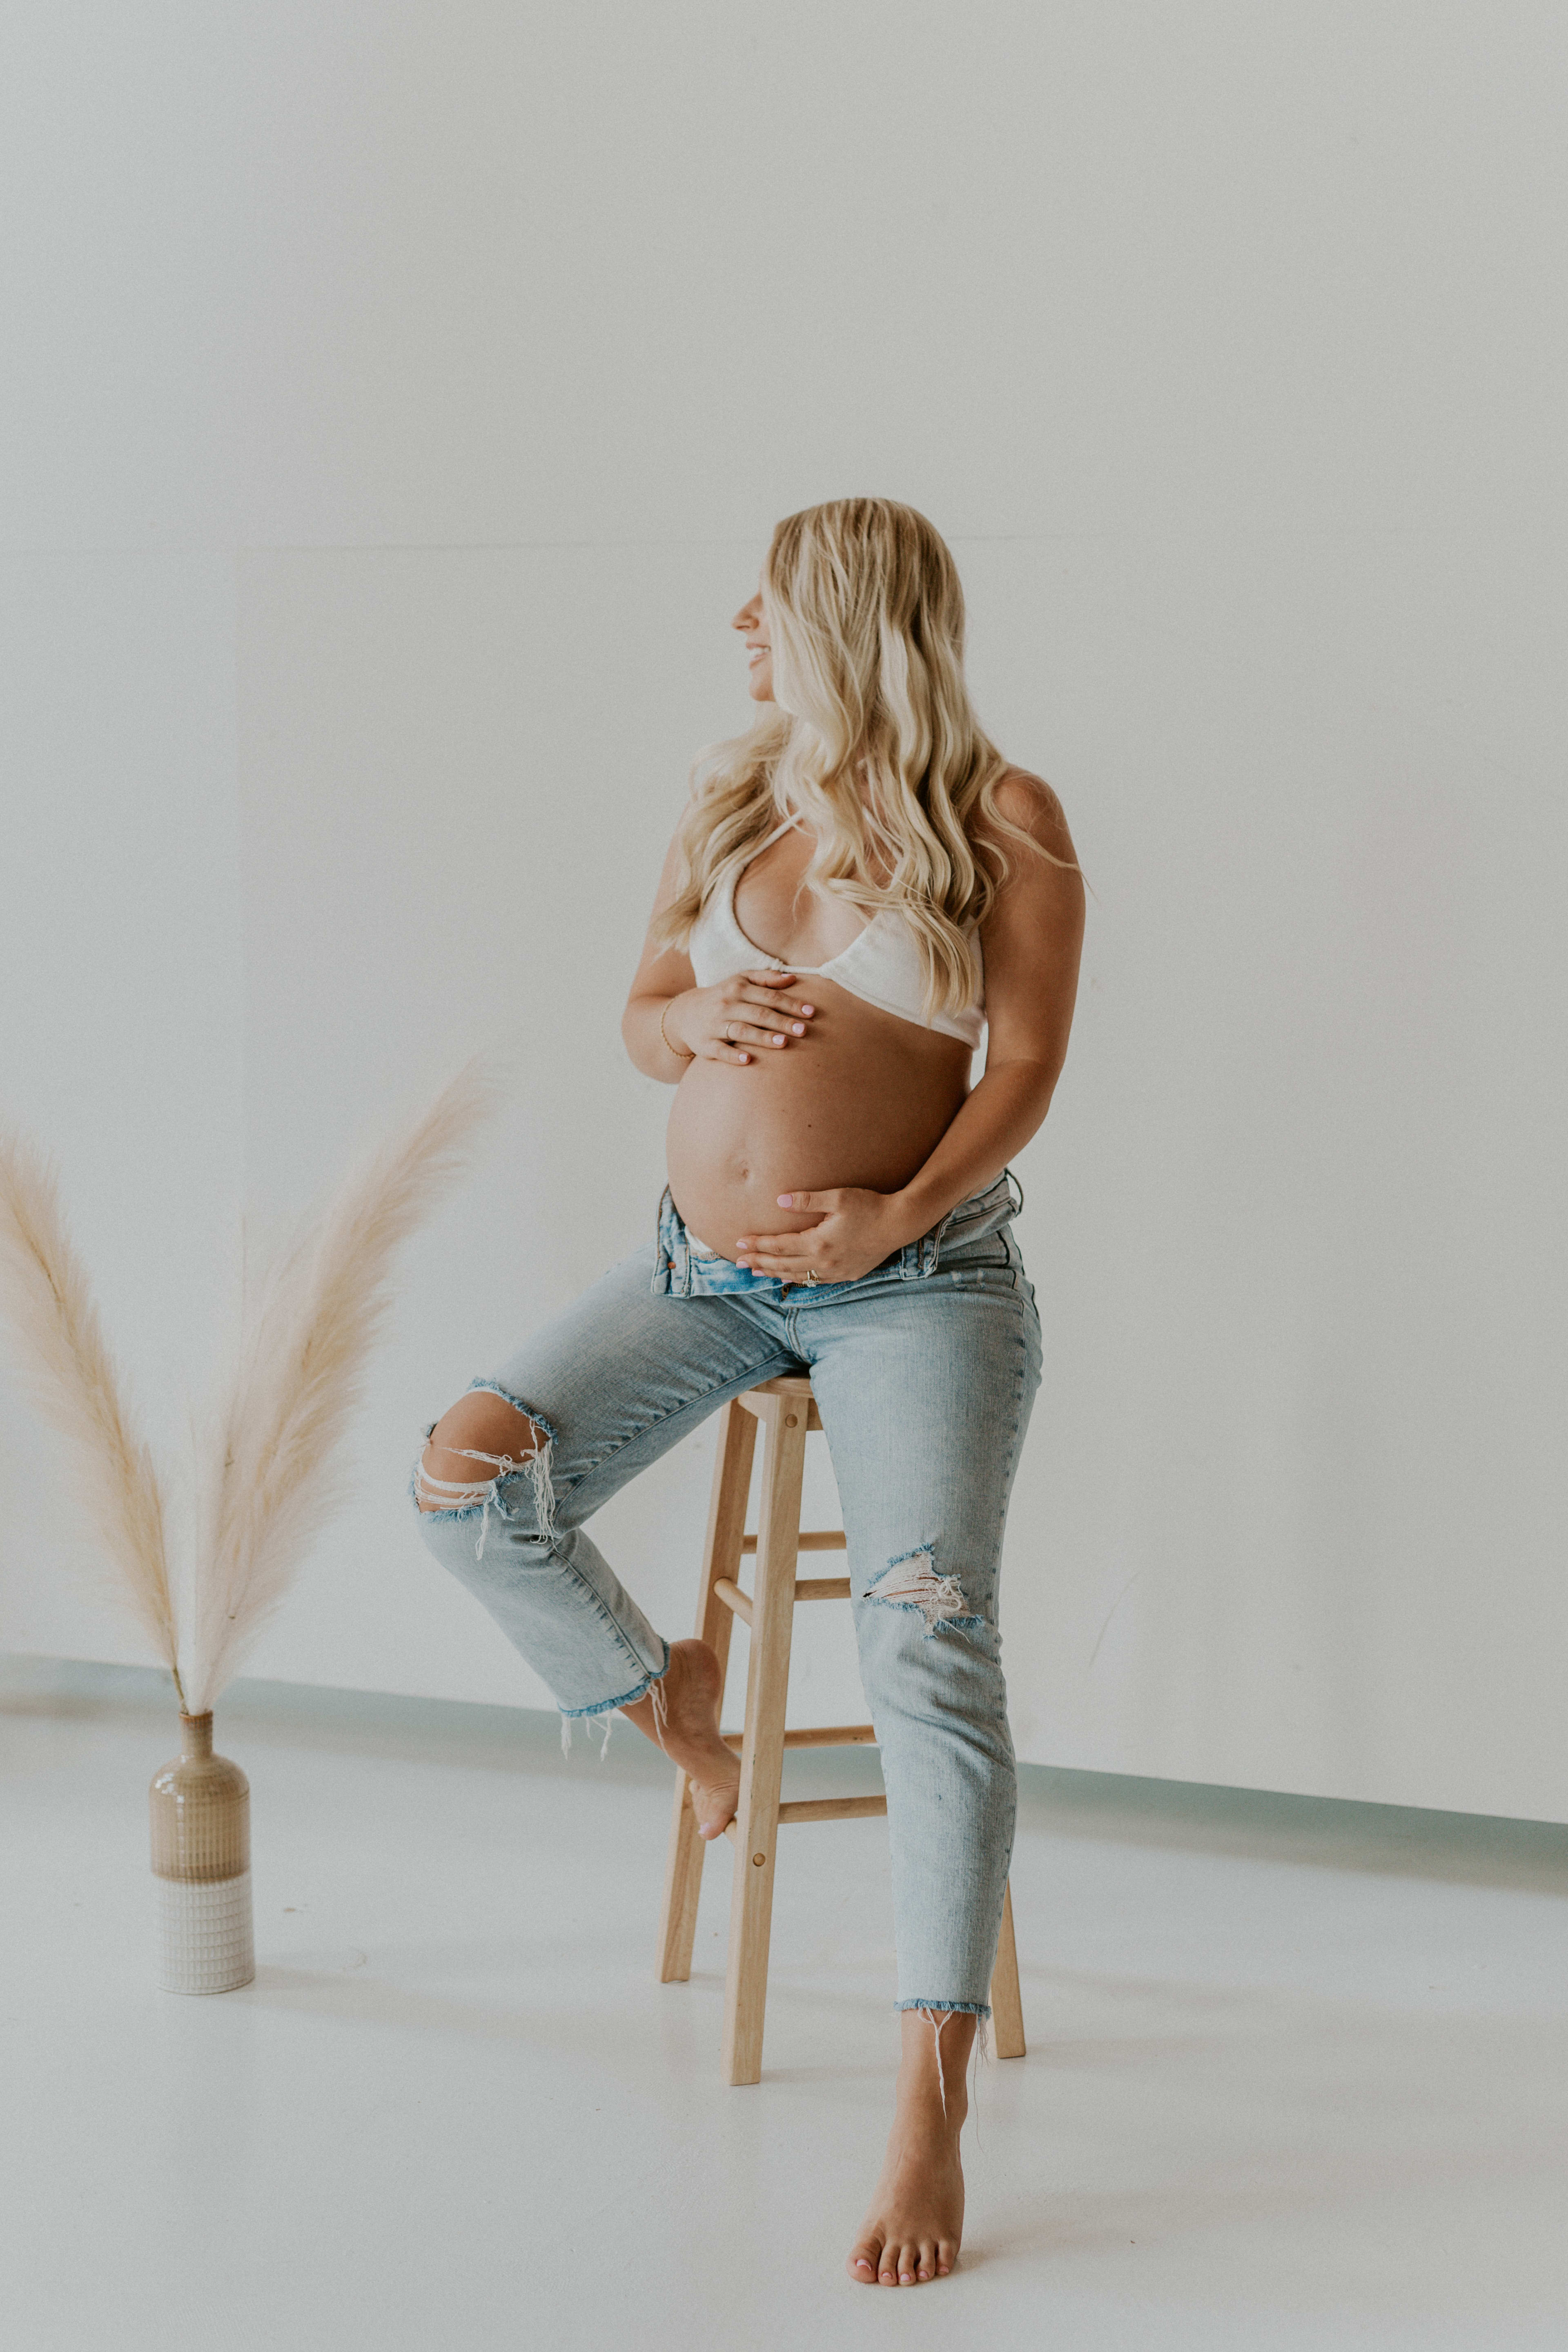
xmin=187 ymin=1057 xmax=499 ymax=1711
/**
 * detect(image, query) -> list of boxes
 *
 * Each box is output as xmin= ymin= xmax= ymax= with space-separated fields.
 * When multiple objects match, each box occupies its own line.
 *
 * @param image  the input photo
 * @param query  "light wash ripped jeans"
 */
xmin=411 ymin=1171 xmax=1042 ymax=2018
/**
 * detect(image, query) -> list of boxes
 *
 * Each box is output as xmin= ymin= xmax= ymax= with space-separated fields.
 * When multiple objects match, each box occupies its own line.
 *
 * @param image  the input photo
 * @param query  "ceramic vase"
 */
xmin=149 ymin=1712 xmax=255 ymax=1994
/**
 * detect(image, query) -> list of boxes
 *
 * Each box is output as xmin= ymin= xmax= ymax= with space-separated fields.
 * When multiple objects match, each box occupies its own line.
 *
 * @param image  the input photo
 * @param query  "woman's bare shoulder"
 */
xmin=976 ymin=766 xmax=1077 ymax=866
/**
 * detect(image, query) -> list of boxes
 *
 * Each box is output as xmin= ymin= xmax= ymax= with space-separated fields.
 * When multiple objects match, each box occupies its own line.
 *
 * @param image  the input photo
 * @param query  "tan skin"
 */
xmin=421 ymin=581 xmax=1085 ymax=2285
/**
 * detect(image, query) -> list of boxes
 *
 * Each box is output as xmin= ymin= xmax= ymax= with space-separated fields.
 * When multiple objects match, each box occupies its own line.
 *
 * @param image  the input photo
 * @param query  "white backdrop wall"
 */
xmin=3 ymin=4 xmax=1565 ymax=1818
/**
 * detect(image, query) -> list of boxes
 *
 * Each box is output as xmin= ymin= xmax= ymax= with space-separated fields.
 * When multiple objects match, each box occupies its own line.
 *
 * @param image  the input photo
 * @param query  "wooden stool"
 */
xmin=656 ymin=1374 xmax=1026 ymax=2085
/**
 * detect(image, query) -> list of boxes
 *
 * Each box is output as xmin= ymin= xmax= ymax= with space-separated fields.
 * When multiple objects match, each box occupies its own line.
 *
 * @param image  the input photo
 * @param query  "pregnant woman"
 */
xmin=413 ymin=497 xmax=1085 ymax=2285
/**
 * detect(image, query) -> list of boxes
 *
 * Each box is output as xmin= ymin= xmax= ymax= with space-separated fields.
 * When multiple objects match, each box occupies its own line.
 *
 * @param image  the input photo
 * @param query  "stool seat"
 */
xmin=656 ymin=1374 xmax=1026 ymax=2084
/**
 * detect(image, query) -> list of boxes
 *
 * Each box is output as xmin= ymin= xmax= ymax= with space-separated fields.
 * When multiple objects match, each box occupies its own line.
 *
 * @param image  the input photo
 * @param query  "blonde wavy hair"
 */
xmin=653 ymin=498 xmax=1078 ymax=1020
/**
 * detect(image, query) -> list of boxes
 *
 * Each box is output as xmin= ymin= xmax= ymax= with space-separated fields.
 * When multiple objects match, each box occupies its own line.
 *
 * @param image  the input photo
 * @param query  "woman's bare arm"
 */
xmin=622 ymin=831 xmax=705 ymax=1080
xmin=622 ymin=825 xmax=820 ymax=1079
xmin=889 ymin=774 xmax=1085 ymax=1229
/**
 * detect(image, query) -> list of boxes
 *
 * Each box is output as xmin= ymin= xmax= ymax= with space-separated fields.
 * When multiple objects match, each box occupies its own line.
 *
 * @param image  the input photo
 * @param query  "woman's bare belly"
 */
xmin=665 ymin=977 xmax=972 ymax=1261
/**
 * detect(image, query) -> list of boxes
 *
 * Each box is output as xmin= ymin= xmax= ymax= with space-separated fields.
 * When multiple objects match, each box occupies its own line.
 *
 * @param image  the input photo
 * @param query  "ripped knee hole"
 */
xmin=864 ymin=1549 xmax=973 ymax=1634
xmin=414 ymin=1394 xmax=556 ymax=1557
xmin=416 ymin=1397 xmax=545 ymax=1510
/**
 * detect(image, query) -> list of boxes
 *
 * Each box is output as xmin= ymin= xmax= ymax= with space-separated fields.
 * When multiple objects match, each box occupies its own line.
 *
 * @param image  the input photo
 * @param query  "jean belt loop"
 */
xmin=1005 ymin=1166 xmax=1025 ymax=1219
xmin=926 ymin=1194 xmax=963 ymax=1276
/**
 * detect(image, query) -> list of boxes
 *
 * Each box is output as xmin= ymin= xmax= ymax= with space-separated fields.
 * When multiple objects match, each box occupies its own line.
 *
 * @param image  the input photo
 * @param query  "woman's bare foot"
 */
xmin=620 ymin=1638 xmax=740 ymax=1839
xmin=847 ymin=2009 xmax=974 ymax=2285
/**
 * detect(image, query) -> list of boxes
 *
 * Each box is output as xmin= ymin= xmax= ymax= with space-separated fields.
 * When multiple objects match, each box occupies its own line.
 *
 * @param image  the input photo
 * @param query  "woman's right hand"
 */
xmin=663 ymin=971 xmax=818 ymax=1065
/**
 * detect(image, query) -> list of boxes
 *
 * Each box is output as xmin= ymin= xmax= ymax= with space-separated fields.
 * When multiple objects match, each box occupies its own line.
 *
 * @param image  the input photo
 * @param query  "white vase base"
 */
xmin=154 ymin=1869 xmax=256 ymax=1994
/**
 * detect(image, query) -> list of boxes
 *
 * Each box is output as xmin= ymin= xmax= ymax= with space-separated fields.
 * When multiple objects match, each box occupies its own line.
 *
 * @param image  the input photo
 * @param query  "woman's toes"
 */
xmin=916 ymin=2240 xmax=937 ymax=2282
xmin=846 ymin=2238 xmax=881 ymax=2284
xmin=937 ymin=2239 xmax=957 ymax=2277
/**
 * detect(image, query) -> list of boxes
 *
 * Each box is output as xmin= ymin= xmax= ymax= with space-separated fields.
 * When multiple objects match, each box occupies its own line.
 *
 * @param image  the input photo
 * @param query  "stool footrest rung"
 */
xmin=713 ymin=1575 xmax=849 ymax=1624
xmin=777 ymin=1795 xmax=887 ymax=1825
xmin=739 ymin=1530 xmax=845 ymax=1552
xmin=714 ymin=1795 xmax=888 ymax=1840
xmin=720 ymin=1723 xmax=876 ymax=1752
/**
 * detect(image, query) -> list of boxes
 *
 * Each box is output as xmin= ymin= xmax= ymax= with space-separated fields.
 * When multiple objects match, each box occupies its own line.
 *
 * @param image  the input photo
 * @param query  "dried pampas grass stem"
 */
xmin=0 ymin=1129 xmax=184 ymax=1703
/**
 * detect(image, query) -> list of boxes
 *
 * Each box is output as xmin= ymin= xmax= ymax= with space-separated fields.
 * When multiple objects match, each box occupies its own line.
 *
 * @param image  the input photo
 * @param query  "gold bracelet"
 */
xmin=659 ymin=999 xmax=696 ymax=1061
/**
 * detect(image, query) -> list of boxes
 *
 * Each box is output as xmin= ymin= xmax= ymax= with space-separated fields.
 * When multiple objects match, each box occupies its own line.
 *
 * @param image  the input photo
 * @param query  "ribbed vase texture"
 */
xmin=149 ymin=1713 xmax=255 ymax=1994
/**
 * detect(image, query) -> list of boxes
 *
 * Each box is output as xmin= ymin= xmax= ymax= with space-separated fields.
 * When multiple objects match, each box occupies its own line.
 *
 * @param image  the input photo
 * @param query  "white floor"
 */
xmin=3 ymin=1662 xmax=1567 ymax=2352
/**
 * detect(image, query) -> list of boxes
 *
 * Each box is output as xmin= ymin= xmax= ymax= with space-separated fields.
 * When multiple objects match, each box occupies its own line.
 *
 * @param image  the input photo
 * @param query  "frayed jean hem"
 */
xmin=557 ymin=1639 xmax=672 ymax=1718
xmin=894 ymin=1997 xmax=992 ymax=2018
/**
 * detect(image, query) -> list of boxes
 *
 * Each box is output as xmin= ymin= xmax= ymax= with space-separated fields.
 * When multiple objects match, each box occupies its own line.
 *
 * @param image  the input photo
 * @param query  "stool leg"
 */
xmin=722 ymin=1395 xmax=808 ymax=2085
xmin=988 ymin=1878 xmax=1027 ymax=2059
xmin=657 ymin=1400 xmax=757 ymax=1983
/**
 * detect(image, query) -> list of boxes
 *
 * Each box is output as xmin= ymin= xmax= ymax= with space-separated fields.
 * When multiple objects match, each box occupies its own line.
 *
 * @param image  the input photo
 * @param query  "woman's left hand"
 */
xmin=734 ymin=1189 xmax=913 ymax=1286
